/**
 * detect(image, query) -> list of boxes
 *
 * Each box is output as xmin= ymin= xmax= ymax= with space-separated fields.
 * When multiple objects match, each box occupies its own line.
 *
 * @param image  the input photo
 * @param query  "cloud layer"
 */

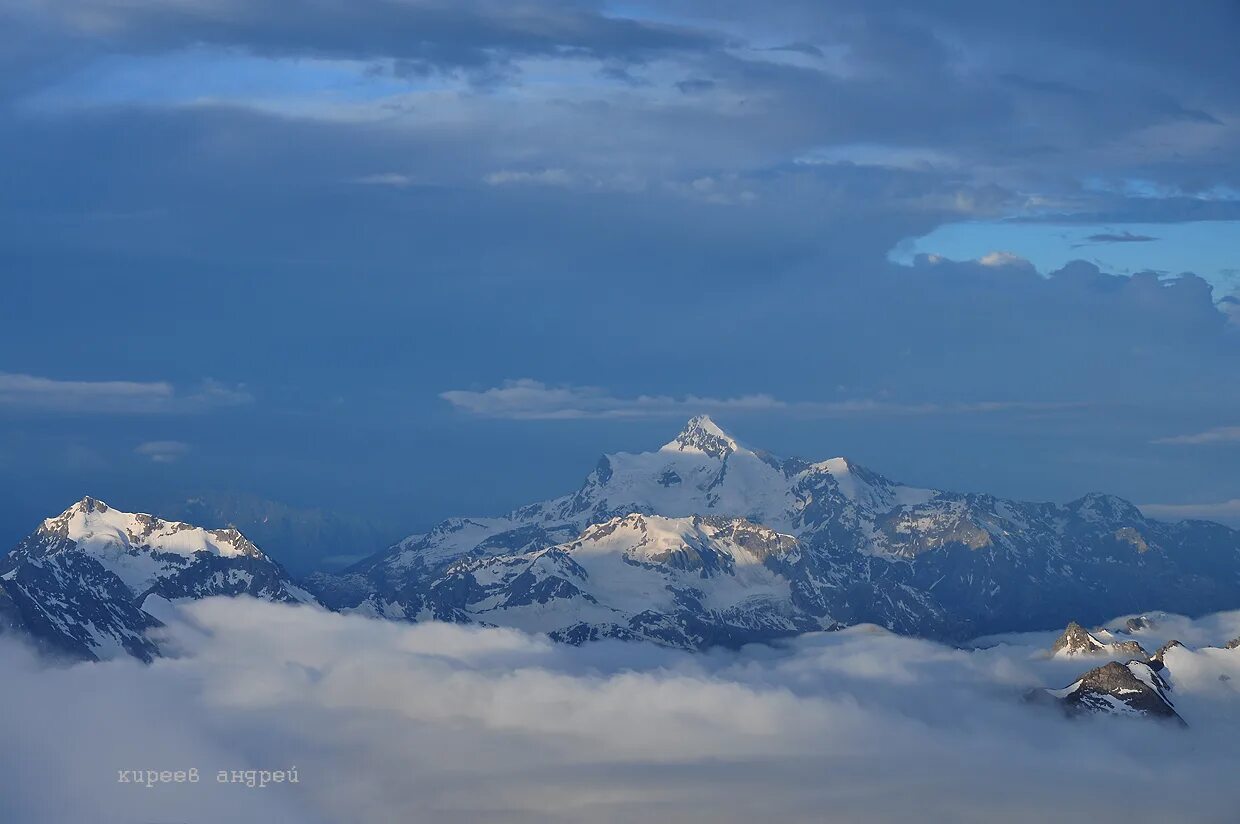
xmin=1154 ymin=426 xmax=1240 ymax=446
xmin=3 ymin=599 xmax=1240 ymax=823
xmin=440 ymin=378 xmax=1080 ymax=420
xmin=1141 ymin=499 xmax=1240 ymax=527
xmin=0 ymin=373 xmax=251 ymax=415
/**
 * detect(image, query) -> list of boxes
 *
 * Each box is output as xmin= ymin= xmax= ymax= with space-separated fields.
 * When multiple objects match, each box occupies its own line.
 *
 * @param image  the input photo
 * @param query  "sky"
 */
xmin=4 ymin=597 xmax=1240 ymax=822
xmin=2 ymin=1 xmax=1239 ymax=561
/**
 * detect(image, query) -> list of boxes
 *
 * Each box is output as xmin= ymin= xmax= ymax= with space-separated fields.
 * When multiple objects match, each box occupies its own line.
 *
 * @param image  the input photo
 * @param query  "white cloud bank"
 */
xmin=440 ymin=378 xmax=1079 ymax=421
xmin=3 ymin=599 xmax=1240 ymax=823
xmin=0 ymin=373 xmax=251 ymax=414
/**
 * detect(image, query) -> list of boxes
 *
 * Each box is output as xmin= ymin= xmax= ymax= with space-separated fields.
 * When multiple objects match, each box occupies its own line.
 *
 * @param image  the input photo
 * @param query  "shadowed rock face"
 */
xmin=1226 ymin=637 xmax=1240 ymax=650
xmin=1045 ymin=660 xmax=1185 ymax=725
xmin=0 ymin=585 xmax=45 ymax=652
xmin=1112 ymin=640 xmax=1149 ymax=659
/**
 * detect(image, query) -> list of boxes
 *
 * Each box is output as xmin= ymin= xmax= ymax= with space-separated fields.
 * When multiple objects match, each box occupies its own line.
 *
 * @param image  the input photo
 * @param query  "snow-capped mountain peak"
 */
xmin=660 ymin=415 xmax=741 ymax=459
xmin=38 ymin=496 xmax=263 ymax=561
xmin=1042 ymin=660 xmax=1184 ymax=724
xmin=1 ymin=498 xmax=313 ymax=662
xmin=1050 ymin=621 xmax=1148 ymax=659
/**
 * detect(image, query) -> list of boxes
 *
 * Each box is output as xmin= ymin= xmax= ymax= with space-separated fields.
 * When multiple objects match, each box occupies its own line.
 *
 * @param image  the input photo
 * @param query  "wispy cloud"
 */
xmin=0 ymin=373 xmax=251 ymax=415
xmin=1140 ymin=499 xmax=1240 ymax=525
xmin=440 ymin=379 xmax=783 ymax=420
xmin=482 ymin=168 xmax=575 ymax=187
xmin=350 ymin=172 xmax=418 ymax=187
xmin=133 ymin=440 xmax=191 ymax=463
xmin=1081 ymin=230 xmax=1158 ymax=244
xmin=1153 ymin=426 xmax=1240 ymax=445
xmin=440 ymin=379 xmax=1077 ymax=421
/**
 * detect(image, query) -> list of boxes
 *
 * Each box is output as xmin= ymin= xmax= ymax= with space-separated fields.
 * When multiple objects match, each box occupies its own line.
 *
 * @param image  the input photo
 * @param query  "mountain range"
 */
xmin=3 ymin=416 xmax=1240 ymax=660
xmin=307 ymin=415 xmax=1240 ymax=647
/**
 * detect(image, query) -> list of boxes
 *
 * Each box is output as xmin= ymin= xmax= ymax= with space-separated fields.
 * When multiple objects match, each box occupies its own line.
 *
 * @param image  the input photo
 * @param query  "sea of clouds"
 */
xmin=3 ymin=599 xmax=1240 ymax=823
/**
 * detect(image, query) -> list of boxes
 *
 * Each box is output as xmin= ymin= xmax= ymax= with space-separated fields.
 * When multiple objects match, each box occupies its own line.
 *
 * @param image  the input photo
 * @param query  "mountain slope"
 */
xmin=419 ymin=513 xmax=827 ymax=648
xmin=308 ymin=416 xmax=1240 ymax=648
xmin=0 ymin=497 xmax=313 ymax=661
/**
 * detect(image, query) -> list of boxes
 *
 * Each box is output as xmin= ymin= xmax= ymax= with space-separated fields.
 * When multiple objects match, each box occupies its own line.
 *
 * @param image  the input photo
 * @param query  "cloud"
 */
xmin=3 ymin=2 xmax=1240 ymax=532
xmin=483 ymin=168 xmax=575 ymax=188
xmin=766 ymin=42 xmax=825 ymax=58
xmin=134 ymin=440 xmax=191 ymax=463
xmin=1154 ymin=426 xmax=1240 ymax=446
xmin=440 ymin=379 xmax=786 ymax=420
xmin=3 ymin=598 xmax=1240 ymax=823
xmin=1082 ymin=231 xmax=1158 ymax=244
xmin=978 ymin=250 xmax=1032 ymax=268
xmin=440 ymin=379 xmax=1078 ymax=420
xmin=350 ymin=172 xmax=417 ymax=187
xmin=1222 ymin=295 xmax=1240 ymax=327
xmin=23 ymin=0 xmax=720 ymax=78
xmin=1140 ymin=499 xmax=1240 ymax=526
xmin=675 ymin=78 xmax=716 ymax=94
xmin=0 ymin=373 xmax=251 ymax=415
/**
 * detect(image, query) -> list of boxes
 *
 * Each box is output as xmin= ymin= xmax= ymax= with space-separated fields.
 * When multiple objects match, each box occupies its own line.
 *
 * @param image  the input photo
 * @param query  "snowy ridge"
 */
xmin=23 ymin=497 xmax=267 ymax=594
xmin=49 ymin=496 xmax=259 ymax=559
